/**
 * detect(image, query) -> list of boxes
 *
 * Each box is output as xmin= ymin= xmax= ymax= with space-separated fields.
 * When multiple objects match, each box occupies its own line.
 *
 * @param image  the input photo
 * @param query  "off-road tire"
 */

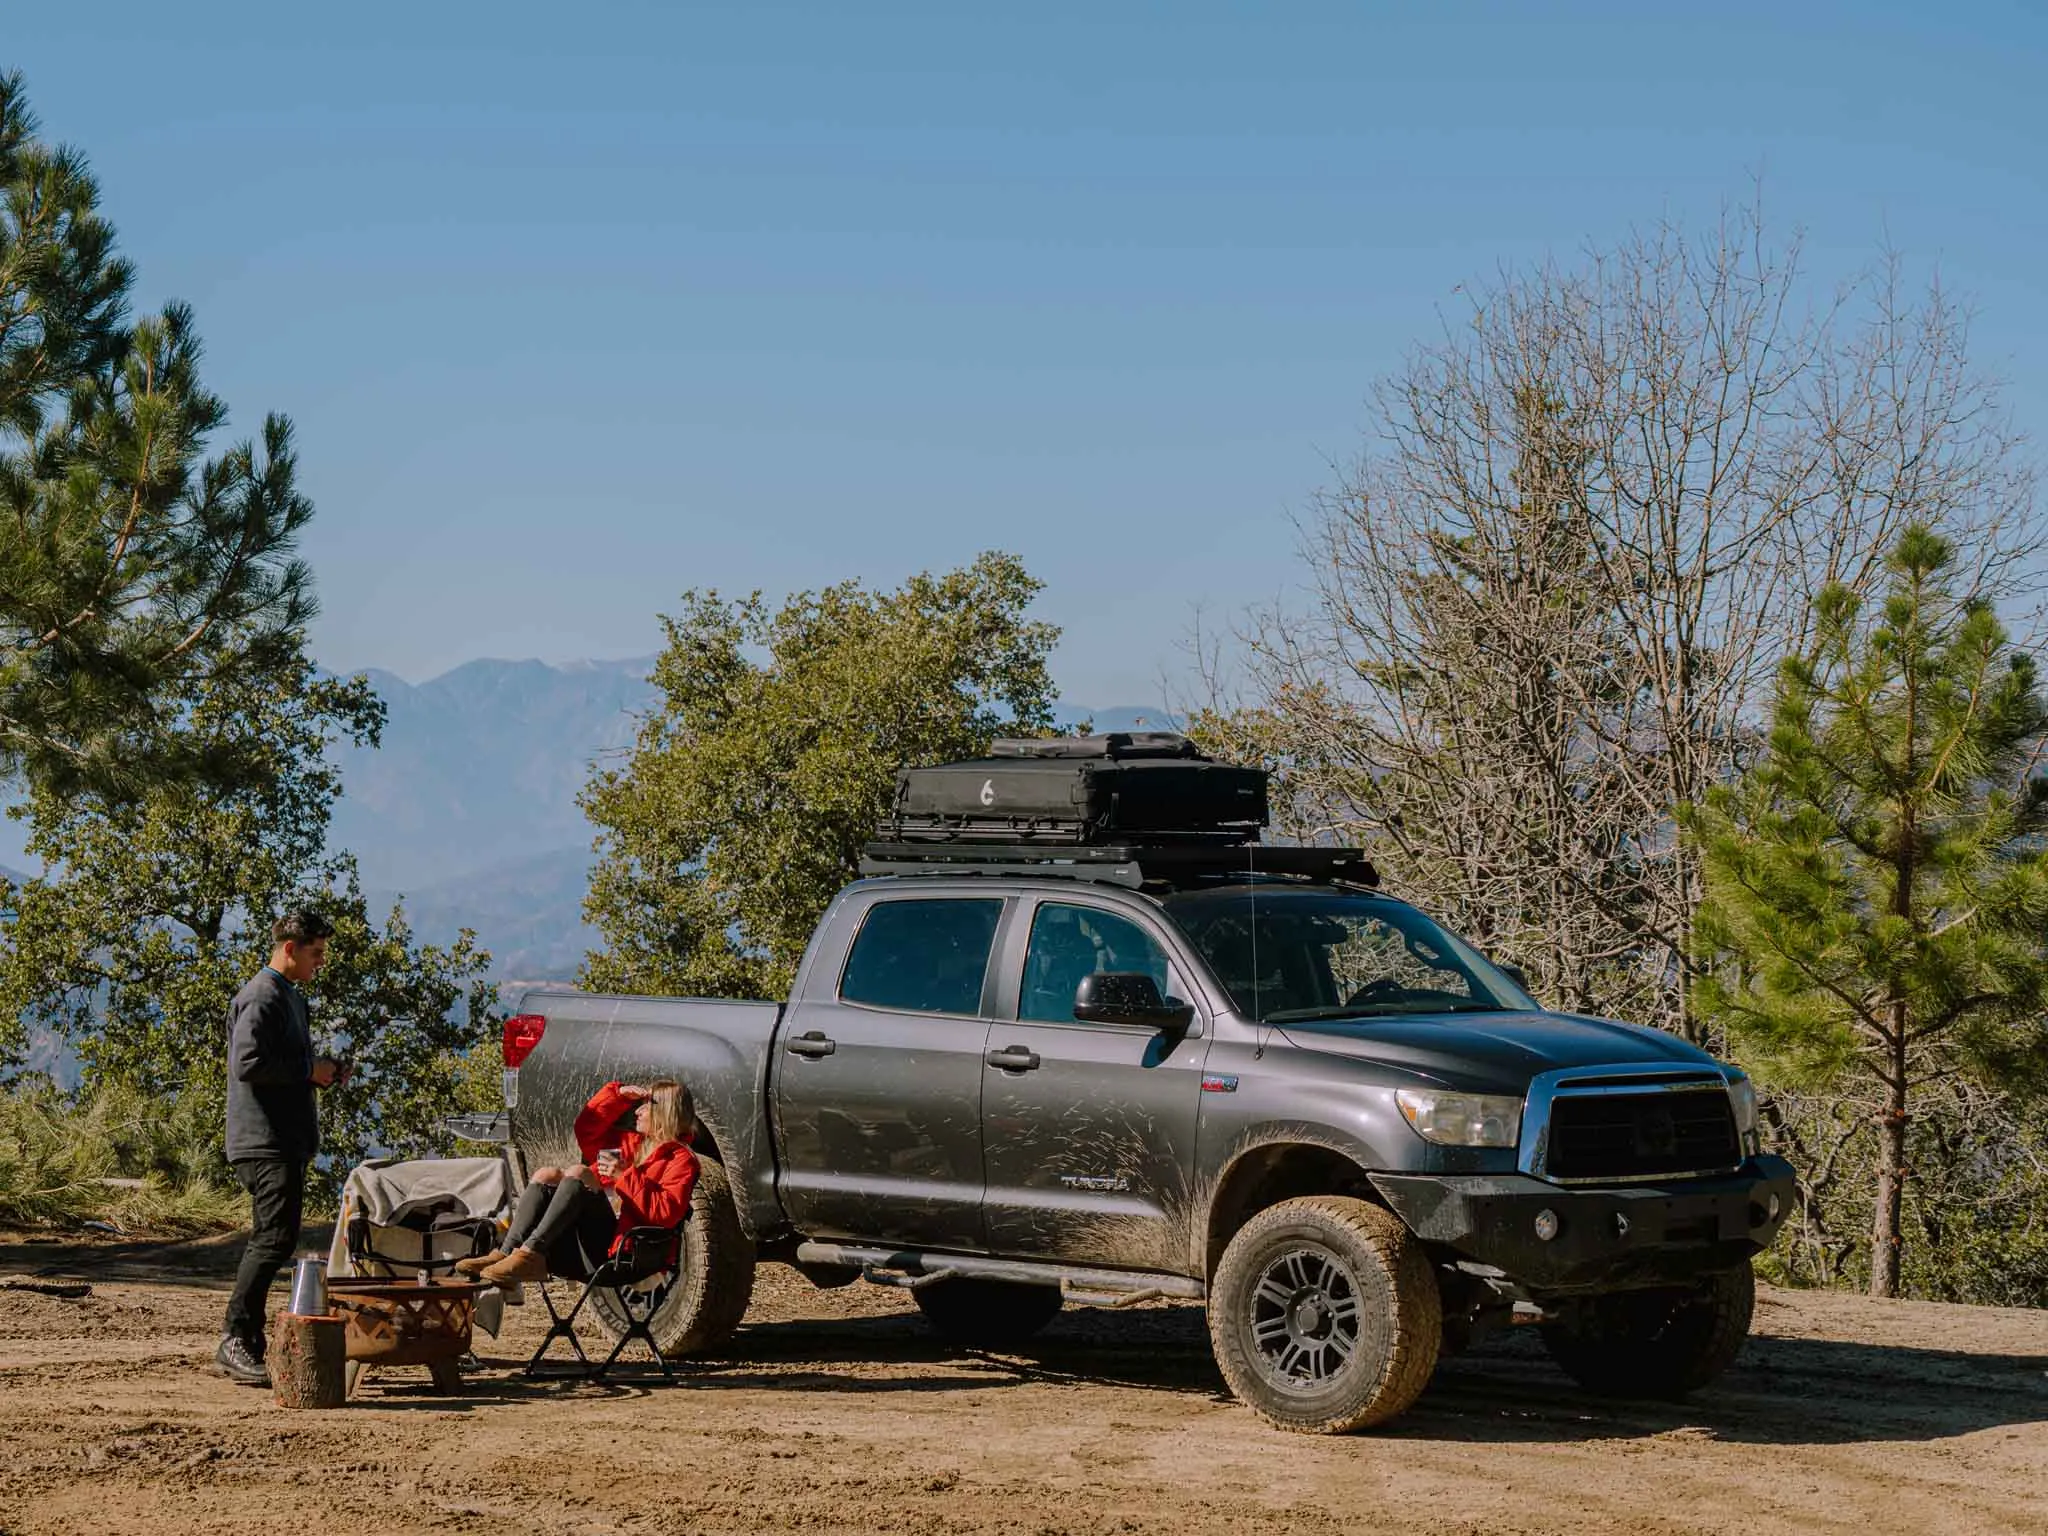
xmin=1208 ymin=1195 xmax=1441 ymax=1434
xmin=587 ymin=1157 xmax=757 ymax=1358
xmin=1541 ymin=1262 xmax=1755 ymax=1399
xmin=913 ymin=1277 xmax=1064 ymax=1348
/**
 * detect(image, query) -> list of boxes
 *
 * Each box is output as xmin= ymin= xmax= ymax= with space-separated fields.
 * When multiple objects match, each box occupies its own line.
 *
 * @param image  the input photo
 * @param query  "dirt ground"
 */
xmin=0 ymin=1228 xmax=2043 ymax=1536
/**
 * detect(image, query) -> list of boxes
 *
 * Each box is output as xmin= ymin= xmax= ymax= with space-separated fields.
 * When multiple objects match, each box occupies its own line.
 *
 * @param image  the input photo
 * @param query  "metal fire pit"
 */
xmin=327 ymin=1277 xmax=483 ymax=1394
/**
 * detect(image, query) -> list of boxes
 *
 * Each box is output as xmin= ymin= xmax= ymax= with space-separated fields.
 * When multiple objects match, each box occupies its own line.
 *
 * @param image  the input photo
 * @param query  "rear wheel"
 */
xmin=1207 ymin=1196 xmax=1441 ymax=1434
xmin=913 ymin=1277 xmax=1064 ymax=1347
xmin=1541 ymin=1263 xmax=1755 ymax=1398
xmin=586 ymin=1158 xmax=757 ymax=1357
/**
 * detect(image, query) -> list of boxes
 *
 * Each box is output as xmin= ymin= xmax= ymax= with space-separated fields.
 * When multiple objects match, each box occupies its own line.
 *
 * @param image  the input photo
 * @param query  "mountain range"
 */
xmin=330 ymin=657 xmax=655 ymax=982
xmin=0 ymin=659 xmax=1166 ymax=983
xmin=0 ymin=668 xmax=1166 ymax=1091
xmin=337 ymin=664 xmax=1166 ymax=982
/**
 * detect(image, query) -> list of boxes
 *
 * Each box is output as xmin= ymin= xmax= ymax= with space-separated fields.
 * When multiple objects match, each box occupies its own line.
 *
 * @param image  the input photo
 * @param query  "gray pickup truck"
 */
xmin=503 ymin=840 xmax=1794 ymax=1433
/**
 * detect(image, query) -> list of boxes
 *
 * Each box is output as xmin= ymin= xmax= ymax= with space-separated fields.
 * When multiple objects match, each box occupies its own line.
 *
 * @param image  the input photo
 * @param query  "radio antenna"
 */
xmin=1250 ymin=841 xmax=1268 ymax=1060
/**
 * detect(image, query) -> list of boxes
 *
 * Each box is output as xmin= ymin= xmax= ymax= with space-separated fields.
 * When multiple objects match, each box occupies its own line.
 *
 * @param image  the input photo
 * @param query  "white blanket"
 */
xmin=327 ymin=1155 xmax=515 ymax=1337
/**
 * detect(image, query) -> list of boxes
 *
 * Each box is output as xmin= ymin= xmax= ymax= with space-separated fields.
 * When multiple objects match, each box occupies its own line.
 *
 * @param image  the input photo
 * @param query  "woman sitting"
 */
xmin=458 ymin=1079 xmax=699 ymax=1286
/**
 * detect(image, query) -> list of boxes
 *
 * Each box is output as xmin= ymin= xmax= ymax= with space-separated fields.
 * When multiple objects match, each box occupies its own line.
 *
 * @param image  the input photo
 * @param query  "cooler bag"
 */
xmin=887 ymin=733 xmax=1268 ymax=844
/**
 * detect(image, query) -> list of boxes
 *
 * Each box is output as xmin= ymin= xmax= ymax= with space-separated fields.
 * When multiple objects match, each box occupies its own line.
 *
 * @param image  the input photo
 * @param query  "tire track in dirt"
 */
xmin=0 ymin=1239 xmax=2043 ymax=1536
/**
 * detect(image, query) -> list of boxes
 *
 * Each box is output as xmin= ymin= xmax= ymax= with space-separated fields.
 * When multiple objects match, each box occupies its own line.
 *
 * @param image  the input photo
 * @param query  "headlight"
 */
xmin=1395 ymin=1088 xmax=1523 ymax=1148
xmin=1726 ymin=1073 xmax=1760 ymax=1152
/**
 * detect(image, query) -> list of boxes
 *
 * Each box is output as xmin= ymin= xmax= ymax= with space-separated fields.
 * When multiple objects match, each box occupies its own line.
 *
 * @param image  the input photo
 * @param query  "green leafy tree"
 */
xmin=0 ymin=641 xmax=499 ymax=1195
xmin=1686 ymin=526 xmax=2048 ymax=1297
xmin=582 ymin=552 xmax=1058 ymax=999
xmin=1 ymin=71 xmax=313 ymax=797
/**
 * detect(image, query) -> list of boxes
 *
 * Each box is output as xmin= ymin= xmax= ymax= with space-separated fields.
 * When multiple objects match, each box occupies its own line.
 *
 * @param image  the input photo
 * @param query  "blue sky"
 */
xmin=7 ymin=0 xmax=2045 ymax=706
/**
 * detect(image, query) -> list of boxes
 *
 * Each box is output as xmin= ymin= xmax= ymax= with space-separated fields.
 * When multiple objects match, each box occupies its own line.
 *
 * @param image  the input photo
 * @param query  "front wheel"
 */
xmin=1540 ymin=1263 xmax=1755 ymax=1398
xmin=1207 ymin=1196 xmax=1441 ymax=1434
xmin=587 ymin=1158 xmax=757 ymax=1357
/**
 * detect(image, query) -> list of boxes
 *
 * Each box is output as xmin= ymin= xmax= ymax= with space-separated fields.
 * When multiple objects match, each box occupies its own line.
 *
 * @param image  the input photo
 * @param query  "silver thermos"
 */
xmin=287 ymin=1256 xmax=329 ymax=1316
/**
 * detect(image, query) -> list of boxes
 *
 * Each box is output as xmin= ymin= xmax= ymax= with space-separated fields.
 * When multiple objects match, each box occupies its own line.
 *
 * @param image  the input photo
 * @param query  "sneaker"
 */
xmin=215 ymin=1334 xmax=269 ymax=1386
xmin=453 ymin=1252 xmax=501 ymax=1278
xmin=480 ymin=1247 xmax=550 ymax=1287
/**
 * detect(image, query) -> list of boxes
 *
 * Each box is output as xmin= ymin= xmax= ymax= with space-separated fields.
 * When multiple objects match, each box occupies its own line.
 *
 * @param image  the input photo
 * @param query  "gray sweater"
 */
xmin=224 ymin=967 xmax=319 ymax=1163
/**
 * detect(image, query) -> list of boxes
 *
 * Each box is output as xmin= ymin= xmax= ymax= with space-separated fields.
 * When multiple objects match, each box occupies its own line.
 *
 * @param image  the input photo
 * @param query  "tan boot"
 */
xmin=453 ymin=1252 xmax=500 ymax=1278
xmin=480 ymin=1247 xmax=549 ymax=1287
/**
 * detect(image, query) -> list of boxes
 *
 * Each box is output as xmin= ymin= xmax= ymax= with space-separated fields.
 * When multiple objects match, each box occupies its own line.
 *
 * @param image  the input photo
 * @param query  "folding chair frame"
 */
xmin=524 ymin=1223 xmax=684 ymax=1384
xmin=347 ymin=1210 xmax=498 ymax=1281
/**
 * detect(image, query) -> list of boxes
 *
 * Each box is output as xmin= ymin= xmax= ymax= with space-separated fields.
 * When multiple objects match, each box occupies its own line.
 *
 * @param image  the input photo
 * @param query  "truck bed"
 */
xmin=506 ymin=988 xmax=785 ymax=1236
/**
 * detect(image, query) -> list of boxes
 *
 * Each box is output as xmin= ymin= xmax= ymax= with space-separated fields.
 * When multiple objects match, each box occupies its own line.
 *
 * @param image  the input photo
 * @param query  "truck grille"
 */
xmin=1544 ymin=1087 xmax=1740 ymax=1181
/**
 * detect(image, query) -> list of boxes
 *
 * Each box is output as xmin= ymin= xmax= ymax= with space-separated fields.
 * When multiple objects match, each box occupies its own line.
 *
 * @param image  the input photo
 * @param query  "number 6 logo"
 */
xmin=979 ymin=778 xmax=996 ymax=807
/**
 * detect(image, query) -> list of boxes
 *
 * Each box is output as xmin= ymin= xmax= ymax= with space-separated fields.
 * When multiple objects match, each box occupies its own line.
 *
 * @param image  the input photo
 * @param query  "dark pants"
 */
xmin=225 ymin=1157 xmax=306 ymax=1347
xmin=503 ymin=1178 xmax=616 ymax=1281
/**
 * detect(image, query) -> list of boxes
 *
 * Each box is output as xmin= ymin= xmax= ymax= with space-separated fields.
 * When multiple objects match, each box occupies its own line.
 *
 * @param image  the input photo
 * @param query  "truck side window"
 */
xmin=1019 ymin=903 xmax=1175 ymax=1023
xmin=838 ymin=898 xmax=1004 ymax=1016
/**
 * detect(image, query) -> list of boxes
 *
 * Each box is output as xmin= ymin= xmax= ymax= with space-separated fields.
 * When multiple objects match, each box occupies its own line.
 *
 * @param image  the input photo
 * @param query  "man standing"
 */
xmin=216 ymin=909 xmax=347 ymax=1384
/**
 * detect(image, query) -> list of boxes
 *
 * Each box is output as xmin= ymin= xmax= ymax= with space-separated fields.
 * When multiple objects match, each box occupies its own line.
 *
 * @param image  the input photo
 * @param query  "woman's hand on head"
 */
xmin=617 ymin=1083 xmax=651 ymax=1101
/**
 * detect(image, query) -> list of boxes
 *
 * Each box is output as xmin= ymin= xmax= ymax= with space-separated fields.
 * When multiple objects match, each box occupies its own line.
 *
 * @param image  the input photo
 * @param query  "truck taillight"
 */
xmin=502 ymin=1013 xmax=547 ymax=1068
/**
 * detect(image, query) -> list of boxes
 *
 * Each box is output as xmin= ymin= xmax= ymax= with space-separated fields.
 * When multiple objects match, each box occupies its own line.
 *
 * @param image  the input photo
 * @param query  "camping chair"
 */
xmin=331 ymin=1155 xmax=515 ymax=1357
xmin=524 ymin=1218 xmax=687 ymax=1383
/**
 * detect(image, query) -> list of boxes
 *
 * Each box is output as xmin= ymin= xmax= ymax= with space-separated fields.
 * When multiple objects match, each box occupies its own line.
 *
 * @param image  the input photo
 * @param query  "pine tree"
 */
xmin=0 ymin=71 xmax=313 ymax=797
xmin=1687 ymin=525 xmax=2048 ymax=1297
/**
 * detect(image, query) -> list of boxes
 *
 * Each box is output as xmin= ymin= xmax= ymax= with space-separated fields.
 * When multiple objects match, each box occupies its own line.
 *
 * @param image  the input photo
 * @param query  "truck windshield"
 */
xmin=1161 ymin=887 xmax=1538 ymax=1024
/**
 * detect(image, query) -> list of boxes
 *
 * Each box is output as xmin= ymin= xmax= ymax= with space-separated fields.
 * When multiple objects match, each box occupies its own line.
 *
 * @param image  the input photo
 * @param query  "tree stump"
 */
xmin=271 ymin=1312 xmax=348 ymax=1409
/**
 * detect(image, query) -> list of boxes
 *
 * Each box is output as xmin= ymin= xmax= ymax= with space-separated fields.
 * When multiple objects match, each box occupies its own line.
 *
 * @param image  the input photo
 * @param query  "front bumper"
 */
xmin=1370 ymin=1155 xmax=1797 ymax=1295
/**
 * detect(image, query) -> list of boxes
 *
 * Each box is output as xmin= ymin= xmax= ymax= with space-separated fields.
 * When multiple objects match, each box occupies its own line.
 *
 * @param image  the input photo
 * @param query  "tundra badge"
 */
xmin=1058 ymin=1174 xmax=1131 ymax=1192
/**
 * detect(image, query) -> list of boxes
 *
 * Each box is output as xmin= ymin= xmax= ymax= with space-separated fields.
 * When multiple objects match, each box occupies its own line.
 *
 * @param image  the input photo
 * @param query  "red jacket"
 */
xmin=572 ymin=1081 xmax=700 ymax=1256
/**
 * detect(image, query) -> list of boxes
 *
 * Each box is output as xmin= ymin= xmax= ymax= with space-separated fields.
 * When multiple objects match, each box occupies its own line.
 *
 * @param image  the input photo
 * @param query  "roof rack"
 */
xmin=857 ymin=841 xmax=1379 ymax=892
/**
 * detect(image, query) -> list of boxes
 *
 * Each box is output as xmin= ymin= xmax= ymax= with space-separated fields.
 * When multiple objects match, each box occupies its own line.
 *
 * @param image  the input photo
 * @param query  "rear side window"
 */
xmin=840 ymin=898 xmax=1003 ymax=1016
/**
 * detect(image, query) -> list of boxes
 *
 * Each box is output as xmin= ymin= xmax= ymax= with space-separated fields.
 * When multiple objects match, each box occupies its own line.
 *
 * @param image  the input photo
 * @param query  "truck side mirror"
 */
xmin=1074 ymin=972 xmax=1195 ymax=1033
xmin=1497 ymin=961 xmax=1532 ymax=995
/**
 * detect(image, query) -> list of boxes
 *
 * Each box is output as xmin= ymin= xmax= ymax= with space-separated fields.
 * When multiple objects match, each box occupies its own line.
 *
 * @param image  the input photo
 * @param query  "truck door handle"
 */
xmin=786 ymin=1032 xmax=836 ymax=1059
xmin=986 ymin=1045 xmax=1041 ymax=1072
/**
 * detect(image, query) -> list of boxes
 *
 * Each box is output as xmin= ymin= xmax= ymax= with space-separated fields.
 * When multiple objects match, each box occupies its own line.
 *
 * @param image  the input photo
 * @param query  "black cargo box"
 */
xmin=886 ymin=734 xmax=1268 ymax=845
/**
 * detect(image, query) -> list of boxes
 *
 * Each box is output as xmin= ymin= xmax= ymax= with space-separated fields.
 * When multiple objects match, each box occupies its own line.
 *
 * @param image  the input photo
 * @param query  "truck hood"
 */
xmin=1275 ymin=1011 xmax=1717 ymax=1094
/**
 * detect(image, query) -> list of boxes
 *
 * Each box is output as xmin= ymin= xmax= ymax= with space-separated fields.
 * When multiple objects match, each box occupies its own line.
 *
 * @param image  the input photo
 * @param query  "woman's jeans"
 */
xmin=503 ymin=1178 xmax=615 ymax=1280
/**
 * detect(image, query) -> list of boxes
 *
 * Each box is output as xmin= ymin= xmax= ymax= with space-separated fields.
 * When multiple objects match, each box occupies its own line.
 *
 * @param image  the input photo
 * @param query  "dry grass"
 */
xmin=0 ymin=1082 xmax=242 ymax=1235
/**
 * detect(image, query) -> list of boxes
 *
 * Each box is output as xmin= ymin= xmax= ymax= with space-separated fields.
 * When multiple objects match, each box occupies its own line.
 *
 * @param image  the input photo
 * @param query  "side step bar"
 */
xmin=793 ymin=1241 xmax=1206 ymax=1306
